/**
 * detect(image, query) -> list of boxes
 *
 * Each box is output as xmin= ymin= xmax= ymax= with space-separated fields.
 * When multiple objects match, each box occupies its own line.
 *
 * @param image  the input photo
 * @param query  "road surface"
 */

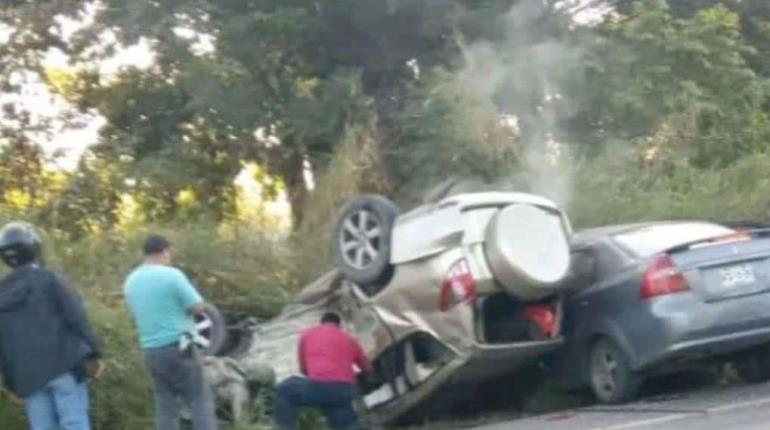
xmin=469 ymin=382 xmax=770 ymax=430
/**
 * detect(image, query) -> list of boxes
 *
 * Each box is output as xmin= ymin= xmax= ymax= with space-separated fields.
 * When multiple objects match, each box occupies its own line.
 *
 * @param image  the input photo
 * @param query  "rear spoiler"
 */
xmin=666 ymin=228 xmax=770 ymax=254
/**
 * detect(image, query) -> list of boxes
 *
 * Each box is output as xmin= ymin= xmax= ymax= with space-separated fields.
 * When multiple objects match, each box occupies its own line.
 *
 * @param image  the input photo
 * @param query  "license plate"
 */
xmin=717 ymin=264 xmax=756 ymax=289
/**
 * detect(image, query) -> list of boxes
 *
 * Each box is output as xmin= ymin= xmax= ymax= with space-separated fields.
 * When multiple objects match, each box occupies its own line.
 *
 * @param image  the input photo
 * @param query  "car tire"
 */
xmin=588 ymin=338 xmax=641 ymax=404
xmin=735 ymin=345 xmax=770 ymax=383
xmin=194 ymin=303 xmax=229 ymax=356
xmin=332 ymin=195 xmax=399 ymax=286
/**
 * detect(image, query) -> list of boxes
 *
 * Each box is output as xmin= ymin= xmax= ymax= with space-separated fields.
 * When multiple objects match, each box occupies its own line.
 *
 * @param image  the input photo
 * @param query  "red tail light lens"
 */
xmin=640 ymin=254 xmax=690 ymax=299
xmin=439 ymin=259 xmax=476 ymax=311
xmin=521 ymin=304 xmax=556 ymax=338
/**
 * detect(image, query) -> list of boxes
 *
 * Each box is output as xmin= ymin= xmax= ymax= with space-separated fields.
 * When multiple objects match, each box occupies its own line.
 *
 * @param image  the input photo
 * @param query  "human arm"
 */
xmin=188 ymin=302 xmax=206 ymax=317
xmin=50 ymin=273 xmax=102 ymax=359
xmin=352 ymin=339 xmax=372 ymax=374
xmin=0 ymin=362 xmax=17 ymax=399
xmin=0 ymin=363 xmax=21 ymax=402
xmin=298 ymin=333 xmax=308 ymax=376
xmin=86 ymin=359 xmax=106 ymax=379
xmin=172 ymin=269 xmax=205 ymax=315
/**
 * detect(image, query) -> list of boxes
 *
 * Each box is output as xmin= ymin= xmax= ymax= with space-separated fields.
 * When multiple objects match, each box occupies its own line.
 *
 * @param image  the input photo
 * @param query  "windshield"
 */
xmin=613 ymin=223 xmax=734 ymax=257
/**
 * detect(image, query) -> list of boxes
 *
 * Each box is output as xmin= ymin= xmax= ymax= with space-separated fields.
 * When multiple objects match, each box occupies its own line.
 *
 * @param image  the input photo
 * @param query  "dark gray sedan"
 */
xmin=555 ymin=221 xmax=770 ymax=404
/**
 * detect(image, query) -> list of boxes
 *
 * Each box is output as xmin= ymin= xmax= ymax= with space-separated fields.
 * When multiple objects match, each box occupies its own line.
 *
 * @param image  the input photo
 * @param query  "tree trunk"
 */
xmin=281 ymin=151 xmax=308 ymax=229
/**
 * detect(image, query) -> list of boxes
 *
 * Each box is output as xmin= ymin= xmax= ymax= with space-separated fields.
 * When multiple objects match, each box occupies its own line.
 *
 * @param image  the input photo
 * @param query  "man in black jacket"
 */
xmin=0 ymin=222 xmax=103 ymax=430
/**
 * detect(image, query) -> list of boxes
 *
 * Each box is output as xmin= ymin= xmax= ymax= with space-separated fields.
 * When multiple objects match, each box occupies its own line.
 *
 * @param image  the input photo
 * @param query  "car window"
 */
xmin=613 ymin=223 xmax=733 ymax=257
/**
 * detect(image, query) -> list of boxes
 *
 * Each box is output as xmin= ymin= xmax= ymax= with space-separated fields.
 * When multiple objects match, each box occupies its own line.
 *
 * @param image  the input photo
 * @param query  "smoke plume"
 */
xmin=457 ymin=0 xmax=588 ymax=207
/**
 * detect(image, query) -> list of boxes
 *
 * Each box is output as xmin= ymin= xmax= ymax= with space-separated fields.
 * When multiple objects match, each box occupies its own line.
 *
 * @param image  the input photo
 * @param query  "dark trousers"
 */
xmin=144 ymin=345 xmax=217 ymax=430
xmin=274 ymin=376 xmax=359 ymax=430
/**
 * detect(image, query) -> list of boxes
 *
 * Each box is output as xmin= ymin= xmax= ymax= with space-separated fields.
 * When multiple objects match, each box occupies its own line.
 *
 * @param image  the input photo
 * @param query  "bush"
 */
xmin=0 ymin=220 xmax=313 ymax=429
xmin=569 ymin=148 xmax=770 ymax=228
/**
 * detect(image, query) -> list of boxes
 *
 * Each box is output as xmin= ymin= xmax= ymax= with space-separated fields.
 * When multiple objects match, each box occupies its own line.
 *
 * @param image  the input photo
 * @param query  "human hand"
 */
xmin=86 ymin=359 xmax=106 ymax=379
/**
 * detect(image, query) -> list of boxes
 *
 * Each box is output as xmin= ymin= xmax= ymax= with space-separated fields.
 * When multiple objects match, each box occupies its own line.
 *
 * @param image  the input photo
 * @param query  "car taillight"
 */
xmin=640 ymin=254 xmax=690 ymax=299
xmin=439 ymin=259 xmax=476 ymax=312
xmin=521 ymin=304 xmax=556 ymax=338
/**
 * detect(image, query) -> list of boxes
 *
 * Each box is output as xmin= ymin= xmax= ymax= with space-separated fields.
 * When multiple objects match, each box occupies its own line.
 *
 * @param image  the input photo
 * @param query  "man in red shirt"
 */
xmin=274 ymin=312 xmax=372 ymax=430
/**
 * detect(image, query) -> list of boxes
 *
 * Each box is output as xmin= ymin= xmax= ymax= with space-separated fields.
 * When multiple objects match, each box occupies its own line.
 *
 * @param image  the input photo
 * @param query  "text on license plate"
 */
xmin=718 ymin=264 xmax=756 ymax=288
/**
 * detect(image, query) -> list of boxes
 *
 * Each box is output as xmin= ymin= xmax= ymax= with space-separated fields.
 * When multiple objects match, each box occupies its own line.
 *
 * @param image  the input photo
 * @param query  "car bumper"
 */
xmin=453 ymin=338 xmax=563 ymax=382
xmin=638 ymin=325 xmax=770 ymax=371
xmin=366 ymin=337 xmax=563 ymax=425
xmin=627 ymin=291 xmax=770 ymax=371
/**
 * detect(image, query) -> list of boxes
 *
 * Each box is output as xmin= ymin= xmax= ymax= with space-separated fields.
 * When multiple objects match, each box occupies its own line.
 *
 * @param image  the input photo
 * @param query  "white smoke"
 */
xmin=457 ymin=1 xmax=588 ymax=208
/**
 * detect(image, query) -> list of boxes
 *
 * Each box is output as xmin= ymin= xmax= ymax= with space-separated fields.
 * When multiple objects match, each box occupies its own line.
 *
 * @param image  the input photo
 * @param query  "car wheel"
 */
xmin=589 ymin=338 xmax=641 ymax=404
xmin=332 ymin=195 xmax=399 ymax=286
xmin=194 ymin=303 xmax=229 ymax=356
xmin=735 ymin=345 xmax=770 ymax=383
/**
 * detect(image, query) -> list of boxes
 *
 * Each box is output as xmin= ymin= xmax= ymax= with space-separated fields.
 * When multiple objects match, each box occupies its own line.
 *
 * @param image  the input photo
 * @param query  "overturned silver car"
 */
xmin=228 ymin=192 xmax=574 ymax=424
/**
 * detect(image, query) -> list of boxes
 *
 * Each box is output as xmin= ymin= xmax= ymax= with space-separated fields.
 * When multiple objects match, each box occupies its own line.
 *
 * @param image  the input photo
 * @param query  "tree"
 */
xmin=61 ymin=0 xmax=524 ymax=225
xmin=0 ymin=1 xmax=94 ymax=225
xmin=568 ymin=0 xmax=770 ymax=166
xmin=615 ymin=0 xmax=770 ymax=78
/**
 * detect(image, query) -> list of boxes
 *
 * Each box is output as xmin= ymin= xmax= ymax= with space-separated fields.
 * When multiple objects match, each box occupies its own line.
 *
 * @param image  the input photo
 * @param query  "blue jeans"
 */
xmin=24 ymin=372 xmax=90 ymax=430
xmin=274 ymin=376 xmax=359 ymax=430
xmin=144 ymin=345 xmax=217 ymax=430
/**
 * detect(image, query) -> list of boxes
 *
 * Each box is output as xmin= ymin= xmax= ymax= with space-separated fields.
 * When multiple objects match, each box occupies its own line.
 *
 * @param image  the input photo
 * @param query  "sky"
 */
xmin=0 ymin=7 xmax=155 ymax=171
xmin=42 ymin=38 xmax=155 ymax=169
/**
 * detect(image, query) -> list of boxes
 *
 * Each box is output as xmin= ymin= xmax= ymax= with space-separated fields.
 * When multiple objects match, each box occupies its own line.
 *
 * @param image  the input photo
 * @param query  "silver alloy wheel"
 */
xmin=340 ymin=209 xmax=382 ymax=270
xmin=194 ymin=313 xmax=214 ymax=349
xmin=592 ymin=349 xmax=619 ymax=399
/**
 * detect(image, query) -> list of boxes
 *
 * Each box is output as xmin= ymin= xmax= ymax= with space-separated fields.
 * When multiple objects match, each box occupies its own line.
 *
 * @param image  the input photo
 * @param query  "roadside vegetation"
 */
xmin=1 ymin=0 xmax=770 ymax=428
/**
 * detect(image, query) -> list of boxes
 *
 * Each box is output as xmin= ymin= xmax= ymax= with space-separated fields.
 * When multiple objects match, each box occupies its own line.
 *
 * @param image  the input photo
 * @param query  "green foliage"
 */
xmin=87 ymin=304 xmax=154 ymax=430
xmin=46 ymin=0 xmax=526 ymax=227
xmin=1 ymin=0 xmax=770 ymax=428
xmin=389 ymin=70 xmax=519 ymax=194
xmin=570 ymin=148 xmax=770 ymax=228
xmin=0 ymin=219 xmax=320 ymax=429
xmin=574 ymin=0 xmax=770 ymax=167
xmin=0 ymin=0 xmax=768 ymax=231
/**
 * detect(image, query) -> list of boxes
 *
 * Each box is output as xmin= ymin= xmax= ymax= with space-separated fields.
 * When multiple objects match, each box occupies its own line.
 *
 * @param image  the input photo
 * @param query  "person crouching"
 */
xmin=274 ymin=312 xmax=371 ymax=430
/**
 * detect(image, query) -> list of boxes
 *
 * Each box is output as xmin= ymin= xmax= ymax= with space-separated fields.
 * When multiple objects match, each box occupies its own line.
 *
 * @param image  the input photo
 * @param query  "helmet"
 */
xmin=0 ymin=221 xmax=42 ymax=268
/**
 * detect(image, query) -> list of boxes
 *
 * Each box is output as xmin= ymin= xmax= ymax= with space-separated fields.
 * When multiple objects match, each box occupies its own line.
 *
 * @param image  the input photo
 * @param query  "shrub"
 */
xmin=0 ymin=220 xmax=310 ymax=429
xmin=569 ymin=148 xmax=770 ymax=227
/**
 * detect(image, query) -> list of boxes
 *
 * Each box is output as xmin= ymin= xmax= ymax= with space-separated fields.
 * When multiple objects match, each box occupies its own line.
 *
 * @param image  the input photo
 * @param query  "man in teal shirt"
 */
xmin=124 ymin=234 xmax=217 ymax=430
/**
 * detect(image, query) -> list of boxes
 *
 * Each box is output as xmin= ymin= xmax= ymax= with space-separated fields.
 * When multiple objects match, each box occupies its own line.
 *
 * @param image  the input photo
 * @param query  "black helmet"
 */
xmin=0 ymin=221 xmax=42 ymax=268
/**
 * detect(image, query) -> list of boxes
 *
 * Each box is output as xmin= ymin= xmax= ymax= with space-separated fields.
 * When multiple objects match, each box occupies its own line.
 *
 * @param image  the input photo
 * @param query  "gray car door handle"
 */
xmin=579 ymin=301 xmax=589 ymax=307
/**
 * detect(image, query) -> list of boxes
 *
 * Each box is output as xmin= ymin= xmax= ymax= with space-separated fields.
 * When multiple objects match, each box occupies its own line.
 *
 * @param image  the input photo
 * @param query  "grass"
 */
xmin=0 ymin=220 xmax=330 ymax=430
xmin=568 ymin=149 xmax=770 ymax=228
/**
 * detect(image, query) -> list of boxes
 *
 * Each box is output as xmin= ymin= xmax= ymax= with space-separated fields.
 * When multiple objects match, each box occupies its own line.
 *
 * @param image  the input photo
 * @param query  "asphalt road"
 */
xmin=469 ymin=382 xmax=770 ymax=430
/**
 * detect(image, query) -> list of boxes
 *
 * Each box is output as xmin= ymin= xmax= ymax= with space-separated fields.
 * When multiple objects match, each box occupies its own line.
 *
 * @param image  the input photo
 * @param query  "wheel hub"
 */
xmin=593 ymin=351 xmax=619 ymax=396
xmin=340 ymin=209 xmax=382 ymax=270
